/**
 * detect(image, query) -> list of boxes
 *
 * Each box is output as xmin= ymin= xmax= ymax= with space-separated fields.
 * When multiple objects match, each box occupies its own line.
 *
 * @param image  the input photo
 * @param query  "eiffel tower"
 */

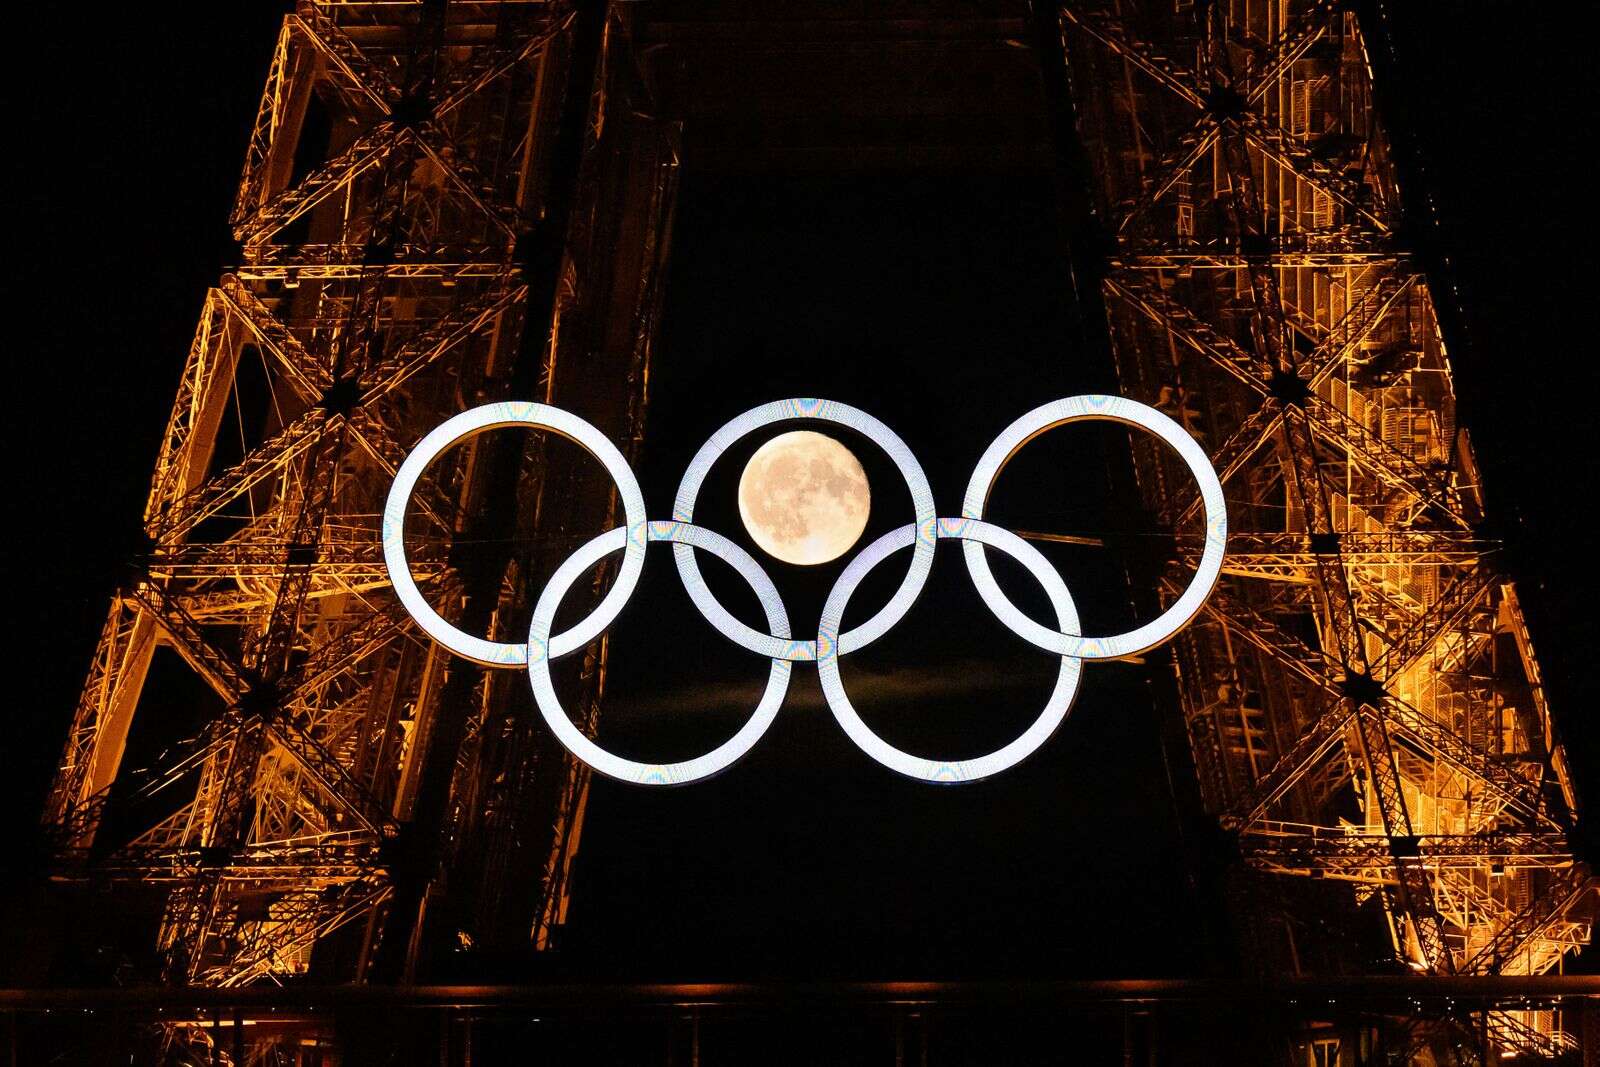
xmin=28 ymin=1 xmax=1593 ymax=1063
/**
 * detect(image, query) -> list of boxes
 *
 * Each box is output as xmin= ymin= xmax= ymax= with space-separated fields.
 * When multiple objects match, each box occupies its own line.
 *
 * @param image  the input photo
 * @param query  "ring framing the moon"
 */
xmin=737 ymin=429 xmax=871 ymax=566
xmin=385 ymin=394 xmax=1225 ymax=784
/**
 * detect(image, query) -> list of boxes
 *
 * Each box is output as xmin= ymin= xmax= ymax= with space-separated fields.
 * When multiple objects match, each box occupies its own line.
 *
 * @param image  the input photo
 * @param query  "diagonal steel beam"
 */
xmin=1116 ymin=120 xmax=1220 ymax=235
xmin=216 ymin=275 xmax=331 ymax=399
xmin=149 ymin=409 xmax=332 ymax=544
xmin=1240 ymin=0 xmax=1342 ymax=105
xmin=1105 ymin=274 xmax=1270 ymax=392
xmin=1059 ymin=6 xmax=1207 ymax=108
xmin=1301 ymin=395 xmax=1468 ymax=526
xmin=1233 ymin=112 xmax=1388 ymax=232
xmin=236 ymin=123 xmax=398 ymax=245
xmin=1175 ymin=400 xmax=1283 ymax=527
xmin=1226 ymin=703 xmax=1351 ymax=831
xmin=1381 ymin=696 xmax=1557 ymax=830
xmin=356 ymin=278 xmax=527 ymax=398
xmin=1303 ymin=271 xmax=1419 ymax=391
xmin=263 ymin=718 xmax=396 ymax=838
xmin=291 ymin=9 xmax=399 ymax=113
xmin=1462 ymin=868 xmax=1595 ymax=975
xmin=1372 ymin=567 xmax=1497 ymax=684
xmin=435 ymin=13 xmax=575 ymax=118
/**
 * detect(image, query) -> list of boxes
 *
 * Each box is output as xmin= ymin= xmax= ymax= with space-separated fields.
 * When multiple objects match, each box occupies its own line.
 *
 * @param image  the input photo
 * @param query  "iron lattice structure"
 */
xmin=1054 ymin=0 xmax=1592 ymax=1055
xmin=42 ymin=0 xmax=678 ymax=1016
xmin=33 ymin=0 xmax=1594 ymax=1063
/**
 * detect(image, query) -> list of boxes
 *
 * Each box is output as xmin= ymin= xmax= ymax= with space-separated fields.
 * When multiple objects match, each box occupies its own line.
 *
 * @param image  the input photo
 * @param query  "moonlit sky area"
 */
xmin=738 ymin=429 xmax=870 ymax=566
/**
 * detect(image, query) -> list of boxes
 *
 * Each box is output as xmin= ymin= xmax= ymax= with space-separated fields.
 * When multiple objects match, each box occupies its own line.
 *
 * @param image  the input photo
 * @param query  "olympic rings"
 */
xmin=671 ymin=399 xmax=938 ymax=663
xmin=961 ymin=394 xmax=1227 ymax=660
xmin=528 ymin=522 xmax=793 ymax=786
xmin=816 ymin=519 xmax=1083 ymax=783
xmin=382 ymin=395 xmax=1227 ymax=785
xmin=381 ymin=401 xmax=647 ymax=666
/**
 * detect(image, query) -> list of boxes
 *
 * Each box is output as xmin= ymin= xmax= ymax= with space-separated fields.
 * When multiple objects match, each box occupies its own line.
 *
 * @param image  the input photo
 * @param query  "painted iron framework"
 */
xmin=33 ymin=1 xmax=1592 ymax=1063
xmin=1054 ymin=0 xmax=1592 ymax=1055
xmin=41 ymin=0 xmax=678 ymax=1040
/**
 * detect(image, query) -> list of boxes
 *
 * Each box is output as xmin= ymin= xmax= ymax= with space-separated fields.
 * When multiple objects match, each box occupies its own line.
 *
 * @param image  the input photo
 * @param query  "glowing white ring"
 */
xmin=815 ymin=519 xmax=1083 ymax=783
xmin=527 ymin=521 xmax=791 ymax=785
xmin=381 ymin=401 xmax=647 ymax=666
xmin=385 ymin=394 xmax=1227 ymax=786
xmin=960 ymin=395 xmax=1226 ymax=660
xmin=671 ymin=399 xmax=938 ymax=663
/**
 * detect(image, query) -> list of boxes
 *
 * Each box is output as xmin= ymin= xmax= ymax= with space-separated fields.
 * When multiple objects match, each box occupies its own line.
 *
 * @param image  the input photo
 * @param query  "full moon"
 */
xmin=738 ymin=430 xmax=870 ymax=566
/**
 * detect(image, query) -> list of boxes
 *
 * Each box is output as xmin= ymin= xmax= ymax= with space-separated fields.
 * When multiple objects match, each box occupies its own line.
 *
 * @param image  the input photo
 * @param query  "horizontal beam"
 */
xmin=4 ymin=977 xmax=1598 ymax=1013
xmin=1242 ymin=831 xmax=1576 ymax=871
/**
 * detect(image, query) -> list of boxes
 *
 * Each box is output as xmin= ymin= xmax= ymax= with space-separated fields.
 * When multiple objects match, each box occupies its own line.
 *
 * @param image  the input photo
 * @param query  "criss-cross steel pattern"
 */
xmin=35 ymin=2 xmax=1593 ymax=1062
xmin=1055 ymin=2 xmax=1590 ymax=1055
xmin=41 ymin=3 xmax=680 ymax=1046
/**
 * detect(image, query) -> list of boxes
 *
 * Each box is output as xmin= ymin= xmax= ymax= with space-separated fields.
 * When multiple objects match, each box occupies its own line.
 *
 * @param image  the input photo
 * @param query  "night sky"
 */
xmin=6 ymin=2 xmax=1594 ymax=983
xmin=553 ymin=171 xmax=1194 ymax=979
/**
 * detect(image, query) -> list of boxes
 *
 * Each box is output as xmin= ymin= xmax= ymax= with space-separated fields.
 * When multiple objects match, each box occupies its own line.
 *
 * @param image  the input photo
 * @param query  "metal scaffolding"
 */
xmin=31 ymin=0 xmax=1592 ymax=1063
xmin=40 ymin=0 xmax=678 ymax=1053
xmin=1054 ymin=0 xmax=1592 ymax=1056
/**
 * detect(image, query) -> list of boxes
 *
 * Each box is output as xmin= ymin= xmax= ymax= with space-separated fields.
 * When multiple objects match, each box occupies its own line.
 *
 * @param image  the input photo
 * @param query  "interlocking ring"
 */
xmin=381 ymin=401 xmax=647 ymax=666
xmin=671 ymin=399 xmax=937 ymax=662
xmin=383 ymin=395 xmax=1227 ymax=785
xmin=816 ymin=519 xmax=1083 ymax=783
xmin=528 ymin=522 xmax=793 ymax=785
xmin=961 ymin=395 xmax=1227 ymax=659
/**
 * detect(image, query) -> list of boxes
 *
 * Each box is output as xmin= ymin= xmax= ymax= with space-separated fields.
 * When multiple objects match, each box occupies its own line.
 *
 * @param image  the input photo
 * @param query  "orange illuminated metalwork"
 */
xmin=1055 ymin=1 xmax=1593 ymax=1054
xmin=32 ymin=0 xmax=1593 ymax=1062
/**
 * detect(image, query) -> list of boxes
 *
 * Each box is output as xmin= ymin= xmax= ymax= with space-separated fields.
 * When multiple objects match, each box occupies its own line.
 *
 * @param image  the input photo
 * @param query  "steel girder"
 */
xmin=1056 ymin=0 xmax=1591 ymax=1052
xmin=43 ymin=0 xmax=678 ymax=995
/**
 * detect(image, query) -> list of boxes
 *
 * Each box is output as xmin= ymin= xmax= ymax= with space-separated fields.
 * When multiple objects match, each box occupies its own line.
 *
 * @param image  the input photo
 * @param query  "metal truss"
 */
xmin=1056 ymin=1 xmax=1591 ymax=1056
xmin=42 ymin=0 xmax=679 ymax=1018
xmin=36 ymin=1 xmax=1591 ymax=1063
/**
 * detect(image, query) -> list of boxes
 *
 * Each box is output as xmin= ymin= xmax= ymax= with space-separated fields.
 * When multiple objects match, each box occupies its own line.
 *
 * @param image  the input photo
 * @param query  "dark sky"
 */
xmin=555 ymin=171 xmax=1197 ymax=979
xmin=6 ymin=2 xmax=1595 ymax=982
